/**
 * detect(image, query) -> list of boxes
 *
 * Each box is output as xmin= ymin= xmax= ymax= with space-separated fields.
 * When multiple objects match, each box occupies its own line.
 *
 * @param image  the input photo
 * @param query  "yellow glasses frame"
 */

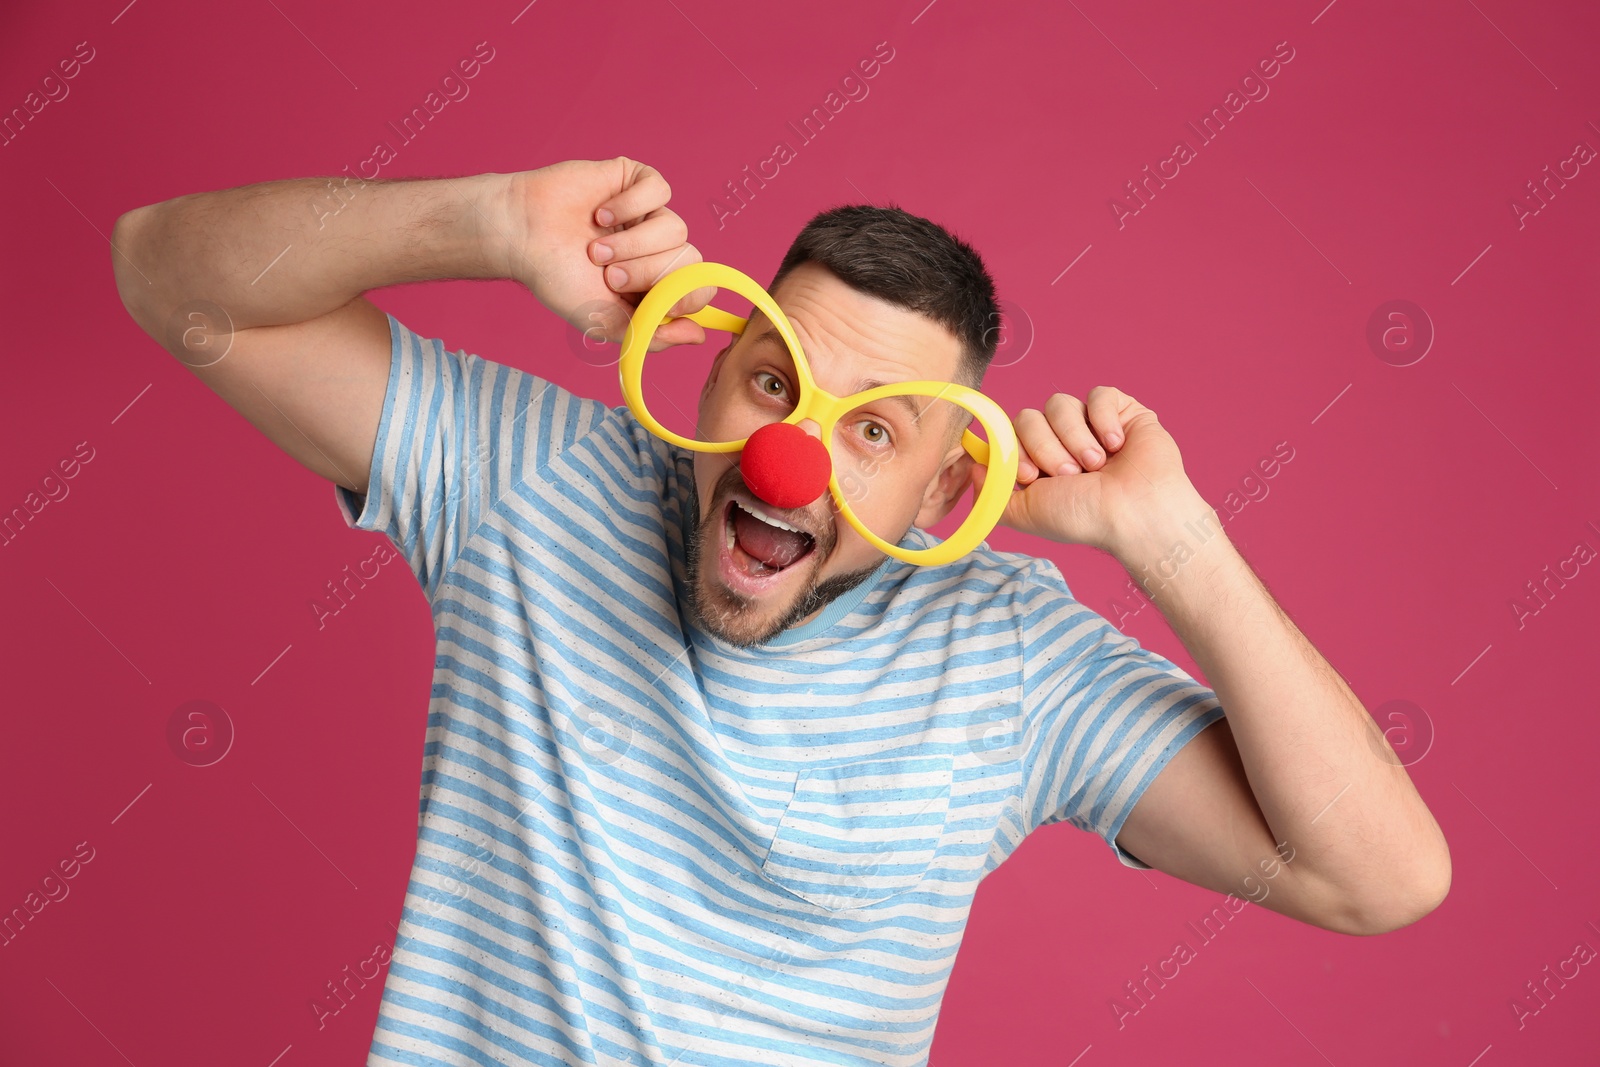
xmin=618 ymin=261 xmax=1020 ymax=566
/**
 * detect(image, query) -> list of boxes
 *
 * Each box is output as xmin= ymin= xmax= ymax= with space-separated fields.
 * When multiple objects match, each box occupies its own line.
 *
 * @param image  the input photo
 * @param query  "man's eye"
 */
xmin=858 ymin=421 xmax=892 ymax=447
xmin=755 ymin=372 xmax=789 ymax=398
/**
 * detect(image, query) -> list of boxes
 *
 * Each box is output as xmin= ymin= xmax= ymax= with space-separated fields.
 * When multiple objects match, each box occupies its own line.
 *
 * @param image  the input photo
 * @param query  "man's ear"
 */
xmin=915 ymin=447 xmax=977 ymax=530
xmin=699 ymin=341 xmax=735 ymax=407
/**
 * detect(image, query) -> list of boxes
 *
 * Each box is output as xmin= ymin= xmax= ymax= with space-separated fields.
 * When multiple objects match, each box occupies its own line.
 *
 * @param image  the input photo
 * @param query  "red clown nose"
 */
xmin=740 ymin=421 xmax=832 ymax=509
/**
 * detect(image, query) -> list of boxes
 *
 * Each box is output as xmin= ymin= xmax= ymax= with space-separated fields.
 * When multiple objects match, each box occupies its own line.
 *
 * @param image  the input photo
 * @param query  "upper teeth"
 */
xmin=736 ymin=500 xmax=806 ymax=536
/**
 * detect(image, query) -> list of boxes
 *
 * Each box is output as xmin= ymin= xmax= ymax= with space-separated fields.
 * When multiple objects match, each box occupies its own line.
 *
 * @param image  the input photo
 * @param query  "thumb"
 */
xmin=973 ymin=459 xmax=1071 ymax=540
xmin=651 ymin=316 xmax=707 ymax=349
xmin=967 ymin=459 xmax=1017 ymax=502
xmin=576 ymin=295 xmax=705 ymax=352
xmin=570 ymin=297 xmax=633 ymax=345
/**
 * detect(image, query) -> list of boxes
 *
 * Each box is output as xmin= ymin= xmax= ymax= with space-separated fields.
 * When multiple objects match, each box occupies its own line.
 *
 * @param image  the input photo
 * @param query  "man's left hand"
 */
xmin=967 ymin=386 xmax=1206 ymax=557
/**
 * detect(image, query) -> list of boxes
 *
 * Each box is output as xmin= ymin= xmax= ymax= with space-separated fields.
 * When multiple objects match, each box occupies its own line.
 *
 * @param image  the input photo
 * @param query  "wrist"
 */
xmin=1110 ymin=489 xmax=1232 ymax=592
xmin=455 ymin=171 xmax=518 ymax=281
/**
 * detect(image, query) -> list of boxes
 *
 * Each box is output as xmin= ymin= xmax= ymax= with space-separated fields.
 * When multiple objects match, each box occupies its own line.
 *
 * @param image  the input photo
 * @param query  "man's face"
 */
xmin=682 ymin=261 xmax=975 ymax=647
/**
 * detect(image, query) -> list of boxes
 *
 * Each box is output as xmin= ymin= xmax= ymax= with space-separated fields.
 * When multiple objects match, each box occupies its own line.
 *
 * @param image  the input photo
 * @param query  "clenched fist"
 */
xmin=487 ymin=157 xmax=717 ymax=352
xmin=967 ymin=386 xmax=1208 ymax=558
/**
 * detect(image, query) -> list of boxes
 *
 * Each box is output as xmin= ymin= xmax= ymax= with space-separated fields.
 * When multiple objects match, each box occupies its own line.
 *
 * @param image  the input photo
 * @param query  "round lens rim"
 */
xmin=618 ymin=261 xmax=1020 ymax=565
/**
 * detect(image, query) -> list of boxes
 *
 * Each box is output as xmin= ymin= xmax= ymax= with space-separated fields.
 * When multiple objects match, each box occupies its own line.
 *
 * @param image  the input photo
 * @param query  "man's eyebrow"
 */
xmin=746 ymin=329 xmax=935 ymax=429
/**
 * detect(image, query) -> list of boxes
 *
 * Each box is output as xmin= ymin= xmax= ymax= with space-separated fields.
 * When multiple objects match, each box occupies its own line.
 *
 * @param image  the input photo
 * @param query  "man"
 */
xmin=112 ymin=157 xmax=1449 ymax=1066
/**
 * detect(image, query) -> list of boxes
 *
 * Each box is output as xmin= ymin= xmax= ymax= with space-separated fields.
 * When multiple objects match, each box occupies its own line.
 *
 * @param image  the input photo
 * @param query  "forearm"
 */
xmin=1115 ymin=493 xmax=1450 ymax=926
xmin=112 ymin=172 xmax=509 ymax=334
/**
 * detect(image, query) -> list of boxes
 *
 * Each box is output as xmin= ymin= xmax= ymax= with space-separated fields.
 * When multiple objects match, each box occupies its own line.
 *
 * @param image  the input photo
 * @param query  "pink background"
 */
xmin=3 ymin=0 xmax=1598 ymax=1063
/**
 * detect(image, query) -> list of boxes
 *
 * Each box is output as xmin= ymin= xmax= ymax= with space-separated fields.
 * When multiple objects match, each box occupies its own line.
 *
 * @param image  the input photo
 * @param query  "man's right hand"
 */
xmin=489 ymin=158 xmax=718 ymax=353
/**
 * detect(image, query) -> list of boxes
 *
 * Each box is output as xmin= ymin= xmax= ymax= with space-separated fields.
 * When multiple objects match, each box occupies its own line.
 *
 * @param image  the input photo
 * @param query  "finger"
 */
xmin=1014 ymin=408 xmax=1079 ymax=479
xmin=603 ymin=294 xmax=708 ymax=351
xmin=589 ymin=208 xmax=687 ymax=265
xmin=603 ymin=242 xmax=704 ymax=295
xmin=594 ymin=158 xmax=672 ymax=227
xmin=594 ymin=299 xmax=704 ymax=352
xmin=666 ymin=283 xmax=718 ymax=318
xmin=1042 ymin=392 xmax=1108 ymax=470
xmin=1085 ymin=385 xmax=1127 ymax=450
xmin=970 ymin=456 xmax=1016 ymax=493
xmin=648 ymin=317 xmax=707 ymax=350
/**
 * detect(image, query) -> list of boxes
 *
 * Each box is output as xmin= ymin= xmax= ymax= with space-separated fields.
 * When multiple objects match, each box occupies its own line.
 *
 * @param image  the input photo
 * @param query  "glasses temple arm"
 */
xmin=674 ymin=305 xmax=748 ymax=334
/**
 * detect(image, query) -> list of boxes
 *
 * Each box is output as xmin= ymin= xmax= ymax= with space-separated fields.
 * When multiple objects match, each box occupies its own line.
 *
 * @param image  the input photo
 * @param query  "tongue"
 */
xmin=733 ymin=506 xmax=811 ymax=569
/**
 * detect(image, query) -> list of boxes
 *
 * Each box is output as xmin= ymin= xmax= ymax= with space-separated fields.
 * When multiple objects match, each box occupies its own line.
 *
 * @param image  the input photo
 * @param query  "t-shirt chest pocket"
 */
xmin=760 ymin=754 xmax=953 ymax=912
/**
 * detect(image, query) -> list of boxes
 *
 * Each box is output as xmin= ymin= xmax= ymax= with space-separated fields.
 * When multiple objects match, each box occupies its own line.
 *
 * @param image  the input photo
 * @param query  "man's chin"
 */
xmin=680 ymin=474 xmax=881 ymax=648
xmin=688 ymin=534 xmax=821 ymax=648
xmin=694 ymin=587 xmax=800 ymax=648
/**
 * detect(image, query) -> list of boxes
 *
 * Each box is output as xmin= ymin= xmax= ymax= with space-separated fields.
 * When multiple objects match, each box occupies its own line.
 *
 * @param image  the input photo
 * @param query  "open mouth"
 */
xmin=721 ymin=497 xmax=818 ymax=582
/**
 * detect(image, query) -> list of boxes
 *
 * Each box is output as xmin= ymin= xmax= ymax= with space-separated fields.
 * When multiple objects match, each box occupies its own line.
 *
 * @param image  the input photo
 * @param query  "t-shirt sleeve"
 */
xmin=1016 ymin=556 xmax=1226 ymax=870
xmin=335 ymin=313 xmax=612 ymax=600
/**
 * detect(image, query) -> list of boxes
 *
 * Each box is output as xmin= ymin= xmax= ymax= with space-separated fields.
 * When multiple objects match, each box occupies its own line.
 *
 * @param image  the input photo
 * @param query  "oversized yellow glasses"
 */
xmin=618 ymin=261 xmax=1020 ymax=566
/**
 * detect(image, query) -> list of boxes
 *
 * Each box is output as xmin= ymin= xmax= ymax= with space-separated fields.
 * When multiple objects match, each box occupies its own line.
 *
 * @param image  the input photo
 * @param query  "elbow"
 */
xmin=111 ymin=206 xmax=155 ymax=325
xmin=1333 ymin=844 xmax=1452 ymax=937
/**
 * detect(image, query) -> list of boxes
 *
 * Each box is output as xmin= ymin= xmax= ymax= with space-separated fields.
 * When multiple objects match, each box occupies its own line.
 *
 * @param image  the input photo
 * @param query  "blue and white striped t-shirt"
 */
xmin=335 ymin=314 xmax=1226 ymax=1067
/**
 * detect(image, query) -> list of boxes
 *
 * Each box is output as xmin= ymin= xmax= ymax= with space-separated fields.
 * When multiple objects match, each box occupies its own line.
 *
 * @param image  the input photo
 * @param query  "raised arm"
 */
xmin=110 ymin=159 xmax=714 ymax=493
xmin=971 ymin=386 xmax=1450 ymax=935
